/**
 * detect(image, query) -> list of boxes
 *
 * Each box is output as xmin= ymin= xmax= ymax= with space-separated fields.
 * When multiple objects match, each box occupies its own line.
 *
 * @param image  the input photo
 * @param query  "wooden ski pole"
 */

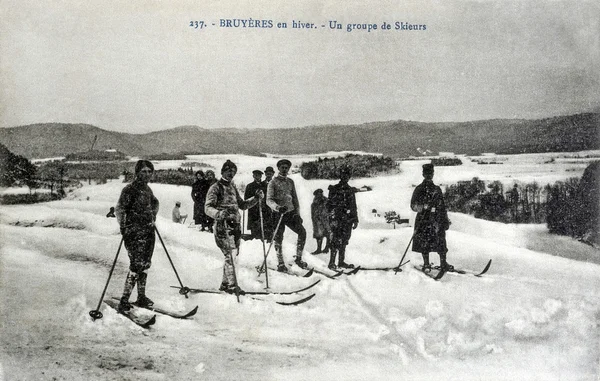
xmin=89 ymin=237 xmax=124 ymax=321
xmin=258 ymin=212 xmax=285 ymax=274
xmin=258 ymin=202 xmax=269 ymax=289
xmin=155 ymin=226 xmax=190 ymax=297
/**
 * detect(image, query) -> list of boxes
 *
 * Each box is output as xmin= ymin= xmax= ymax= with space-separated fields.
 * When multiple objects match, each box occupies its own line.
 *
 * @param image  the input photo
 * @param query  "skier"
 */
xmin=326 ymin=165 xmax=358 ymax=269
xmin=266 ymin=159 xmax=308 ymax=272
xmin=115 ymin=160 xmax=159 ymax=312
xmin=310 ymin=189 xmax=331 ymax=254
xmin=244 ymin=170 xmax=265 ymax=240
xmin=205 ymin=160 xmax=262 ymax=293
xmin=261 ymin=166 xmax=276 ymax=242
xmin=191 ymin=171 xmax=206 ymax=228
xmin=410 ymin=163 xmax=452 ymax=273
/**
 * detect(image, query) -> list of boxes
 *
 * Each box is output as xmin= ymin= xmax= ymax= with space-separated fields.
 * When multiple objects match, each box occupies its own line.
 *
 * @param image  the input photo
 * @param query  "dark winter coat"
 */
xmin=191 ymin=179 xmax=213 ymax=223
xmin=244 ymin=180 xmax=267 ymax=233
xmin=410 ymin=180 xmax=450 ymax=254
xmin=311 ymin=195 xmax=331 ymax=239
xmin=327 ymin=182 xmax=358 ymax=247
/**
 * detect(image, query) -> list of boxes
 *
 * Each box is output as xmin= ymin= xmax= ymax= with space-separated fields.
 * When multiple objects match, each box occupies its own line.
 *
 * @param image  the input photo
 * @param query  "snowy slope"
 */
xmin=1 ymin=152 xmax=599 ymax=380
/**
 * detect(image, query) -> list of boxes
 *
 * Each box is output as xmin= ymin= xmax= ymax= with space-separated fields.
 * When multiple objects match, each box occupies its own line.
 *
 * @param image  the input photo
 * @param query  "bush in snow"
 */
xmin=300 ymin=154 xmax=398 ymax=180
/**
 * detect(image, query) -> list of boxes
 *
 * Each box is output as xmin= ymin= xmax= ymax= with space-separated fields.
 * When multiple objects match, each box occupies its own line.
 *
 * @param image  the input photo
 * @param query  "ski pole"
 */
xmin=155 ymin=226 xmax=190 ymax=297
xmin=229 ymin=245 xmax=241 ymax=303
xmin=257 ymin=212 xmax=285 ymax=274
xmin=395 ymin=235 xmax=414 ymax=274
xmin=89 ymin=237 xmax=124 ymax=321
xmin=258 ymin=202 xmax=269 ymax=289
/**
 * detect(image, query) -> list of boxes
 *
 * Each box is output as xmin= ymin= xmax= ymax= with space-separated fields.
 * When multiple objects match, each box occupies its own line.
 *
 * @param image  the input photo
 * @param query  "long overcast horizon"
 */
xmin=1 ymin=0 xmax=599 ymax=134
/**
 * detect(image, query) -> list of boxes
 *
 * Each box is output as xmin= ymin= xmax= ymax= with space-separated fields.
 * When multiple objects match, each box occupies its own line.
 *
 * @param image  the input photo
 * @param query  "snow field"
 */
xmin=1 ymin=152 xmax=599 ymax=380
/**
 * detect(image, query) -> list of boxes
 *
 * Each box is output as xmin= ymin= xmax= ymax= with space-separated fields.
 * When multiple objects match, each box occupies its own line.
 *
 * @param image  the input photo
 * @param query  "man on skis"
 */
xmin=410 ymin=163 xmax=452 ymax=273
xmin=115 ymin=160 xmax=160 ymax=312
xmin=244 ymin=170 xmax=265 ymax=240
xmin=205 ymin=160 xmax=262 ymax=294
xmin=266 ymin=159 xmax=308 ymax=272
xmin=326 ymin=165 xmax=358 ymax=270
xmin=261 ymin=166 xmax=276 ymax=241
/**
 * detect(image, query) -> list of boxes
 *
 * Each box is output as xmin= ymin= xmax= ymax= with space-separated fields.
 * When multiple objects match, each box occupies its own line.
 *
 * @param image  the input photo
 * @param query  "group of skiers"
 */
xmin=113 ymin=159 xmax=452 ymax=311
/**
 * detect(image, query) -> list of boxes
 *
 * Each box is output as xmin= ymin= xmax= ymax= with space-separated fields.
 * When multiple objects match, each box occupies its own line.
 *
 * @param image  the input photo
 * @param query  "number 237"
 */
xmin=190 ymin=21 xmax=205 ymax=29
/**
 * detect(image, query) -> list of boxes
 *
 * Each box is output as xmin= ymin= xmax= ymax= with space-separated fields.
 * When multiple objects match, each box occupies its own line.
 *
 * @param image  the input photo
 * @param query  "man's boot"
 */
xmin=135 ymin=271 xmax=154 ymax=308
xmin=337 ymin=246 xmax=354 ymax=269
xmin=328 ymin=248 xmax=337 ymax=270
xmin=119 ymin=271 xmax=138 ymax=312
xmin=322 ymin=237 xmax=330 ymax=254
xmin=294 ymin=249 xmax=308 ymax=269
xmin=421 ymin=253 xmax=432 ymax=273
xmin=439 ymin=252 xmax=453 ymax=271
xmin=275 ymin=242 xmax=288 ymax=273
xmin=311 ymin=238 xmax=323 ymax=254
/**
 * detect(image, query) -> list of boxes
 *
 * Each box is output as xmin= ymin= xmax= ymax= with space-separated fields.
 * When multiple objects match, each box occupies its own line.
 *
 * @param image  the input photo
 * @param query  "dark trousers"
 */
xmin=273 ymin=212 xmax=306 ymax=253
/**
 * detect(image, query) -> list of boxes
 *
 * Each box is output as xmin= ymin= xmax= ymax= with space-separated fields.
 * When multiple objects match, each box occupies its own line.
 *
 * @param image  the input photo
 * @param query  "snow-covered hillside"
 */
xmin=1 ymin=152 xmax=599 ymax=380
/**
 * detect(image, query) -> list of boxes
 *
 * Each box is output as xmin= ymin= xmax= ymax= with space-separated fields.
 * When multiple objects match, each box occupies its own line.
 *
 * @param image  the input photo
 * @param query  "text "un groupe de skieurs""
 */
xmin=189 ymin=19 xmax=427 ymax=32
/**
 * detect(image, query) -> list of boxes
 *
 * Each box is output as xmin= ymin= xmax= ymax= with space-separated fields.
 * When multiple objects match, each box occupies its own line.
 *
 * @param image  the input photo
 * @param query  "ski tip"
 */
xmin=186 ymin=306 xmax=199 ymax=318
xmin=142 ymin=315 xmax=157 ymax=328
xmin=276 ymin=293 xmax=316 ymax=306
xmin=476 ymin=259 xmax=493 ymax=276
xmin=433 ymin=270 xmax=446 ymax=281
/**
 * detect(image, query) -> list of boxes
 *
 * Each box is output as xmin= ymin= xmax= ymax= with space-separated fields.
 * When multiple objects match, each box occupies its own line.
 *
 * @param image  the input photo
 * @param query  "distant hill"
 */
xmin=0 ymin=113 xmax=598 ymax=159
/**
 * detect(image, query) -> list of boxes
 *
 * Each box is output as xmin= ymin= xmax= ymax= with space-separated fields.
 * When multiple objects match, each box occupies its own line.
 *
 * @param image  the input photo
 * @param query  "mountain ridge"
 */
xmin=0 ymin=113 xmax=598 ymax=159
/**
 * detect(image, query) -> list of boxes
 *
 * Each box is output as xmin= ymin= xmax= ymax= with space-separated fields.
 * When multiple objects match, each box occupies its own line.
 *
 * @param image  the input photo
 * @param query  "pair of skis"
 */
xmin=175 ymin=278 xmax=321 ymax=306
xmin=413 ymin=259 xmax=493 ymax=281
xmin=104 ymin=298 xmax=199 ymax=328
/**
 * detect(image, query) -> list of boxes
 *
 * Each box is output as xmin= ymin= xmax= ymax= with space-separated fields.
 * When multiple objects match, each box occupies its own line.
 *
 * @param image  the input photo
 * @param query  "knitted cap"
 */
xmin=221 ymin=160 xmax=238 ymax=173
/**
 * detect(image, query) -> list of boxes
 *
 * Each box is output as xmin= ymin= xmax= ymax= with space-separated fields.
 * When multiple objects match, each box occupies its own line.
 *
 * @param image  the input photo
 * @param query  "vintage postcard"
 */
xmin=1 ymin=1 xmax=599 ymax=380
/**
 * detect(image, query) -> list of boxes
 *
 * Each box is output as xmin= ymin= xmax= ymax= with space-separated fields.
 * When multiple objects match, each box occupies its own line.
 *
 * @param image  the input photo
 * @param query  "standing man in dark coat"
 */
xmin=244 ymin=170 xmax=265 ymax=240
xmin=261 ymin=166 xmax=275 ymax=241
xmin=198 ymin=170 xmax=217 ymax=231
xmin=191 ymin=171 xmax=206 ymax=228
xmin=115 ymin=160 xmax=159 ymax=312
xmin=410 ymin=163 xmax=452 ymax=272
xmin=326 ymin=165 xmax=358 ymax=269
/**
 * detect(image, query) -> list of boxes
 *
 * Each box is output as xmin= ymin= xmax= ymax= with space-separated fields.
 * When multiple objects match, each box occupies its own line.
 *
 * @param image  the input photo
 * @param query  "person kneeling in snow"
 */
xmin=410 ymin=163 xmax=452 ymax=272
xmin=115 ymin=160 xmax=159 ymax=312
xmin=172 ymin=201 xmax=187 ymax=224
xmin=205 ymin=160 xmax=263 ymax=294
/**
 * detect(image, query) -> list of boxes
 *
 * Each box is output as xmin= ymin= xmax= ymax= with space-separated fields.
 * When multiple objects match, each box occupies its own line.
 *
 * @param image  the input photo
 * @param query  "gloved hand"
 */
xmin=120 ymin=225 xmax=126 ymax=235
xmin=255 ymin=190 xmax=264 ymax=199
xmin=352 ymin=221 xmax=359 ymax=230
xmin=278 ymin=206 xmax=288 ymax=214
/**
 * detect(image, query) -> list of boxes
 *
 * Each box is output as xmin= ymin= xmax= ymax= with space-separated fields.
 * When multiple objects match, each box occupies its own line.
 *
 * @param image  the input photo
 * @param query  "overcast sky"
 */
xmin=1 ymin=0 xmax=598 ymax=133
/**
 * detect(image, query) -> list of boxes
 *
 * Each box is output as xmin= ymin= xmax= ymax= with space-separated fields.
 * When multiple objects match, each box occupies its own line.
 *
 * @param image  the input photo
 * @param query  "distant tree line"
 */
xmin=430 ymin=157 xmax=462 ymax=166
xmin=124 ymin=168 xmax=196 ymax=186
xmin=546 ymin=162 xmax=599 ymax=246
xmin=0 ymin=144 xmax=36 ymax=188
xmin=445 ymin=179 xmax=547 ymax=224
xmin=444 ymin=161 xmax=599 ymax=246
xmin=65 ymin=150 xmax=126 ymax=161
xmin=142 ymin=153 xmax=188 ymax=160
xmin=300 ymin=154 xmax=398 ymax=180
